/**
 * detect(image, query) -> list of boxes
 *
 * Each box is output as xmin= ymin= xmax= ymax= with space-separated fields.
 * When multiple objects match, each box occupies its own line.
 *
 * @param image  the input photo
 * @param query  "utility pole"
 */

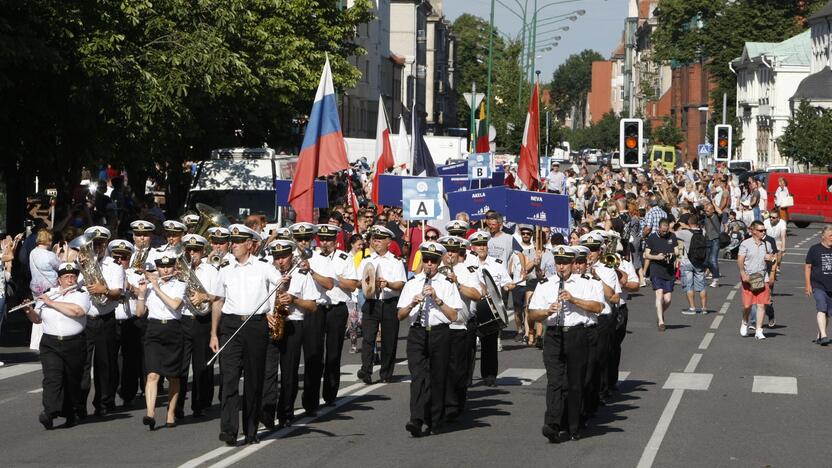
xmin=623 ymin=0 xmax=638 ymax=118
xmin=486 ymin=0 xmax=496 ymax=142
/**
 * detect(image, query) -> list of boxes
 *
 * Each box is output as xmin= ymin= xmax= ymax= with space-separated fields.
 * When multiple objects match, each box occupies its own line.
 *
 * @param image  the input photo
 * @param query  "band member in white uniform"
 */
xmin=465 ymin=231 xmax=514 ymax=387
xmin=290 ymin=222 xmax=335 ymax=416
xmin=209 ymin=224 xmax=281 ymax=446
xmin=135 ymin=255 xmax=186 ymax=430
xmin=270 ymin=240 xmax=320 ymax=429
xmin=398 ymin=242 xmax=464 ymax=437
xmin=176 ymin=234 xmax=220 ymax=418
xmin=529 ymin=246 xmax=604 ymax=443
xmin=78 ymin=226 xmax=125 ymax=417
xmin=437 ymin=235 xmax=481 ymax=419
xmin=182 ymin=213 xmax=200 ymax=234
xmin=148 ymin=220 xmax=186 ymax=264
xmin=129 ymin=220 xmax=155 ymax=271
xmin=207 ymin=227 xmax=235 ymax=266
xmin=356 ymin=226 xmax=406 ymax=384
xmin=315 ymin=224 xmax=359 ymax=407
xmin=24 ymin=262 xmax=90 ymax=429
xmin=107 ymin=240 xmax=143 ymax=409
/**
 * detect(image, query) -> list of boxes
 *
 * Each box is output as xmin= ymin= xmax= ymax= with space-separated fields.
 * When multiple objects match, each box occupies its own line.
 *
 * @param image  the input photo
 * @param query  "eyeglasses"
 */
xmin=111 ymin=255 xmax=125 ymax=261
xmin=423 ymin=257 xmax=440 ymax=264
xmin=425 ymin=235 xmax=438 ymax=241
xmin=754 ymin=229 xmax=766 ymax=232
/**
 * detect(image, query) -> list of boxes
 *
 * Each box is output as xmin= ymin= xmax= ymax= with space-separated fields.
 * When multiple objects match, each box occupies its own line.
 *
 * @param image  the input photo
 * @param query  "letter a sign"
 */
xmin=402 ymin=177 xmax=443 ymax=221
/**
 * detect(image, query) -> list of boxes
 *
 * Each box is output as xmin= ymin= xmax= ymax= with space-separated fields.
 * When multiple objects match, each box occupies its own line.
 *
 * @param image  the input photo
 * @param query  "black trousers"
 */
xmin=583 ymin=325 xmax=600 ymax=417
xmin=407 ymin=324 xmax=450 ymax=428
xmin=81 ymin=313 xmax=118 ymax=411
xmin=445 ymin=327 xmax=470 ymax=415
xmin=218 ymin=315 xmax=268 ymax=438
xmin=40 ymin=333 xmax=86 ymax=418
xmin=322 ymin=303 xmax=349 ymax=404
xmin=178 ymin=314 xmax=214 ymax=414
xmin=361 ymin=298 xmax=400 ymax=380
xmin=116 ymin=317 xmax=144 ymax=404
xmin=596 ymin=313 xmax=615 ymax=396
xmin=511 ymin=285 xmax=527 ymax=327
xmin=479 ymin=332 xmax=498 ymax=380
xmin=261 ymin=335 xmax=281 ymax=422
xmin=609 ymin=305 xmax=628 ymax=391
xmin=543 ymin=326 xmax=588 ymax=434
xmin=465 ymin=322 xmax=478 ymax=386
xmin=302 ymin=307 xmax=326 ymax=413
xmin=277 ymin=319 xmax=304 ymax=422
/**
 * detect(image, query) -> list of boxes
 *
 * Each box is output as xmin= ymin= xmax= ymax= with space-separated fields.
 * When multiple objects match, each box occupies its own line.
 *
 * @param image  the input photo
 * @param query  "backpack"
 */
xmin=687 ymin=229 xmax=708 ymax=267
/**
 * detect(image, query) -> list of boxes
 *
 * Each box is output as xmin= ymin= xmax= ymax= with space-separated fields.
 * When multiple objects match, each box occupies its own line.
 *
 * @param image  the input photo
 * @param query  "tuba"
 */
xmin=269 ymin=246 xmax=313 ymax=341
xmin=172 ymin=245 xmax=212 ymax=316
xmin=69 ymin=233 xmax=109 ymax=306
xmin=131 ymin=246 xmax=151 ymax=272
xmin=192 ymin=203 xmax=231 ymax=239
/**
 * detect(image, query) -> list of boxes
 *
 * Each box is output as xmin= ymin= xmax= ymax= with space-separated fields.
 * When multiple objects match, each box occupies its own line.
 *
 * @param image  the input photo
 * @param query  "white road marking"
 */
xmin=733 ymin=282 xmax=741 ymax=290
xmin=719 ymin=302 xmax=731 ymax=314
xmin=684 ymin=353 xmax=702 ymax=373
xmin=27 ymin=388 xmax=43 ymax=394
xmin=663 ymin=372 xmax=713 ymax=391
xmin=752 ymin=376 xmax=798 ymax=395
xmin=0 ymin=363 xmax=40 ymax=381
xmin=710 ymin=315 xmax=724 ymax=329
xmin=618 ymin=371 xmax=631 ymax=382
xmin=725 ymin=290 xmax=736 ymax=301
xmin=698 ymin=333 xmax=714 ymax=350
xmin=496 ymin=368 xmax=545 ymax=386
xmin=637 ymin=388 xmax=684 ymax=468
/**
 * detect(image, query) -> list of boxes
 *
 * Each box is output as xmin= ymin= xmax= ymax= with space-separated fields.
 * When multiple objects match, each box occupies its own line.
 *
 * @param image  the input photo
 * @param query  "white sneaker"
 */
xmin=710 ymin=279 xmax=719 ymax=288
xmin=755 ymin=330 xmax=766 ymax=340
xmin=740 ymin=322 xmax=749 ymax=337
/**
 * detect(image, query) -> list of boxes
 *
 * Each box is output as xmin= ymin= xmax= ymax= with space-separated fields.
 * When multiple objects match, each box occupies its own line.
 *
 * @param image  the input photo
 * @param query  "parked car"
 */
xmin=610 ymin=151 xmax=621 ymax=170
xmin=598 ymin=152 xmax=612 ymax=166
xmin=584 ymin=149 xmax=602 ymax=164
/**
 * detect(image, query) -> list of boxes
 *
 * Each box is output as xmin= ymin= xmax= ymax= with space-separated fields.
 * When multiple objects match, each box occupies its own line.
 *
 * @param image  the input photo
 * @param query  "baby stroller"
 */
xmin=724 ymin=220 xmax=748 ymax=259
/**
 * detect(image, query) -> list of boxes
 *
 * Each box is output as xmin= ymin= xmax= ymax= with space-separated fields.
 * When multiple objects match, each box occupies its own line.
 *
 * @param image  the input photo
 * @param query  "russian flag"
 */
xmin=289 ymin=56 xmax=350 ymax=222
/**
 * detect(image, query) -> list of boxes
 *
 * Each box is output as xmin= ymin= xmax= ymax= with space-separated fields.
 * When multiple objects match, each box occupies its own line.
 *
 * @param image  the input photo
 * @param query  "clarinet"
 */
xmin=556 ymin=274 xmax=566 ymax=327
xmin=416 ymin=275 xmax=432 ymax=326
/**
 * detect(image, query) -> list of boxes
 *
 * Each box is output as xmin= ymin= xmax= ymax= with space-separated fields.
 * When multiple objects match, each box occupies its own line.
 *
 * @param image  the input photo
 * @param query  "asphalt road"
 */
xmin=1 ymin=225 xmax=830 ymax=467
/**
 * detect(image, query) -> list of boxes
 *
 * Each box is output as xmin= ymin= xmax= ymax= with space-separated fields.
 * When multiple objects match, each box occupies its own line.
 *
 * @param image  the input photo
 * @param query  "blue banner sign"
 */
xmin=468 ymin=152 xmax=493 ymax=180
xmin=437 ymin=161 xmax=468 ymax=175
xmin=504 ymin=190 xmax=569 ymax=228
xmin=402 ymin=178 xmax=444 ymax=221
xmin=275 ymin=179 xmax=329 ymax=208
xmin=446 ymin=187 xmax=507 ymax=222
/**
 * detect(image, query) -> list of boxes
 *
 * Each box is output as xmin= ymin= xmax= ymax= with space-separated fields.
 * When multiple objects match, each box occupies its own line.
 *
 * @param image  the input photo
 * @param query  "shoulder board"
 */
xmin=77 ymin=287 xmax=88 ymax=293
xmin=494 ymin=258 xmax=503 ymax=264
xmin=339 ymin=252 xmax=349 ymax=260
xmin=219 ymin=261 xmax=230 ymax=269
xmin=258 ymin=258 xmax=268 ymax=263
xmin=581 ymin=274 xmax=592 ymax=280
xmin=538 ymin=277 xmax=548 ymax=284
xmin=467 ymin=265 xmax=478 ymax=273
xmin=468 ymin=251 xmax=477 ymax=256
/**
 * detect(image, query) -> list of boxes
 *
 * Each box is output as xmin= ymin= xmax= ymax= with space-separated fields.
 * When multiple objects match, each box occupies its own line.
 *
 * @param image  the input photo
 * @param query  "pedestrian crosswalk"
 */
xmin=0 ymin=363 xmax=40 ymax=381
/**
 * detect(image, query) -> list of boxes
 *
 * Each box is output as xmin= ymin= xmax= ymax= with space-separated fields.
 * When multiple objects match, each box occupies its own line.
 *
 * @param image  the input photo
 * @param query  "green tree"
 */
xmin=652 ymin=0 xmax=826 ymax=125
xmin=778 ymin=100 xmax=832 ymax=167
xmin=652 ymin=117 xmax=686 ymax=147
xmin=452 ymin=14 xmax=504 ymax=127
xmin=549 ymin=49 xmax=604 ymax=128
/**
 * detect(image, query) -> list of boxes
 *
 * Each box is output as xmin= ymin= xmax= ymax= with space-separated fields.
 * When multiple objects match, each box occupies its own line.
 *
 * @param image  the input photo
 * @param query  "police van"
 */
xmin=186 ymin=148 xmax=298 ymax=222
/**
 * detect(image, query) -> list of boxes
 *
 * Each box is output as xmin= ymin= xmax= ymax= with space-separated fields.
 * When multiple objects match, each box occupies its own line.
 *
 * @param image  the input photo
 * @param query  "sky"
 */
xmin=442 ymin=0 xmax=629 ymax=80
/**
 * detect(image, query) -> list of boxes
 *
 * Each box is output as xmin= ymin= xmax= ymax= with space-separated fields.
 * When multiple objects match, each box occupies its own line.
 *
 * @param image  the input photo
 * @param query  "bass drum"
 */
xmin=473 ymin=269 xmax=509 ymax=337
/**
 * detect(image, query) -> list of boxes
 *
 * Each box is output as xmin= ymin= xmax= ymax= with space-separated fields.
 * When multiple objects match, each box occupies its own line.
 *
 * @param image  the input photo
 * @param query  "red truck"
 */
xmin=766 ymin=172 xmax=832 ymax=228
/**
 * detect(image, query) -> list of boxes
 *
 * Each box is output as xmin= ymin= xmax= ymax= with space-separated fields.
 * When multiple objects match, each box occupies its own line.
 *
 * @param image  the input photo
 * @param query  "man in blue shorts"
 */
xmin=805 ymin=225 xmax=832 ymax=345
xmin=644 ymin=219 xmax=679 ymax=331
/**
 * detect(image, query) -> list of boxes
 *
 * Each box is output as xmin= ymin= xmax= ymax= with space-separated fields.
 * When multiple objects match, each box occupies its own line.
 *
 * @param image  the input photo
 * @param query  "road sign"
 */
xmin=402 ymin=177 xmax=444 ymax=221
xmin=462 ymin=92 xmax=485 ymax=110
xmin=698 ymin=143 xmax=713 ymax=155
xmin=468 ymin=152 xmax=493 ymax=180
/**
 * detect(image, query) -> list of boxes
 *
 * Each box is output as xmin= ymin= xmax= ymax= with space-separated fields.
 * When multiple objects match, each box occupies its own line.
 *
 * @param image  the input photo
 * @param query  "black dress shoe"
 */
xmin=541 ymin=425 xmax=560 ymax=443
xmin=166 ymin=420 xmax=177 ymax=428
xmin=76 ymin=408 xmax=88 ymax=420
xmin=94 ymin=407 xmax=109 ymax=417
xmin=305 ymin=409 xmax=318 ymax=417
xmin=39 ymin=412 xmax=54 ymax=430
xmin=174 ymin=409 xmax=185 ymax=419
xmin=64 ymin=415 xmax=77 ymax=428
xmin=324 ymin=400 xmax=336 ymax=407
xmin=218 ymin=432 xmax=237 ymax=446
xmin=142 ymin=416 xmax=156 ymax=430
xmin=192 ymin=409 xmax=204 ymax=418
xmin=446 ymin=410 xmax=460 ymax=422
xmin=357 ymin=369 xmax=372 ymax=385
xmin=405 ymin=420 xmax=425 ymax=437
xmin=121 ymin=399 xmax=134 ymax=409
xmin=261 ymin=414 xmax=275 ymax=430
xmin=570 ymin=433 xmax=581 ymax=441
xmin=243 ymin=435 xmax=260 ymax=445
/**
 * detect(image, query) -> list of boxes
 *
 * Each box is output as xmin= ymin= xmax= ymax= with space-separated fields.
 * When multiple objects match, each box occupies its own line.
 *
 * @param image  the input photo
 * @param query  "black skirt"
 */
xmin=144 ymin=319 xmax=184 ymax=378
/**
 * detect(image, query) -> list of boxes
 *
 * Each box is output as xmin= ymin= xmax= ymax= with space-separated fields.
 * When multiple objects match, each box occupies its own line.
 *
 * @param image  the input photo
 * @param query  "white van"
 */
xmin=186 ymin=148 xmax=298 ymax=221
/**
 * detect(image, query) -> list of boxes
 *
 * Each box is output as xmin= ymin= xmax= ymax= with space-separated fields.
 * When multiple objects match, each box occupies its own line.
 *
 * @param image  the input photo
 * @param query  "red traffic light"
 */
xmin=718 ymin=138 xmax=728 ymax=148
xmin=625 ymin=136 xmax=638 ymax=149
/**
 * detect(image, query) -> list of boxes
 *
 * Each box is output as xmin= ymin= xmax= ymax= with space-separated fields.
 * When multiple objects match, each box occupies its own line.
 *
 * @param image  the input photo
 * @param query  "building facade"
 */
xmin=791 ymin=2 xmax=832 ymax=110
xmin=732 ymin=31 xmax=811 ymax=167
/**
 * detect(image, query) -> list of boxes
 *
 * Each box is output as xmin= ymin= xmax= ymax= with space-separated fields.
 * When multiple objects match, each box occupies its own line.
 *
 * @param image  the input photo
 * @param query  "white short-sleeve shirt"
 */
xmin=143 ymin=279 xmax=187 ymax=321
xmin=84 ymin=259 xmax=126 ymax=316
xmin=216 ymin=255 xmax=281 ymax=315
xmin=357 ymin=251 xmax=406 ymax=300
xmin=323 ymin=249 xmax=359 ymax=305
xmin=528 ymin=274 xmax=603 ymax=327
xmin=38 ymin=287 xmax=90 ymax=336
xmin=397 ymin=272 xmax=464 ymax=327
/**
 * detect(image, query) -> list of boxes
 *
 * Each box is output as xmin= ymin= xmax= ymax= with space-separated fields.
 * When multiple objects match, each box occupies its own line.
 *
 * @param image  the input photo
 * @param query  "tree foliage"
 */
xmin=562 ymin=112 xmax=621 ymax=152
xmin=777 ymin=100 xmax=832 ymax=167
xmin=652 ymin=117 xmax=686 ymax=147
xmin=0 ymin=0 xmax=373 ymax=221
xmin=549 ymin=49 xmax=604 ymax=127
xmin=652 ymin=0 xmax=826 ymax=125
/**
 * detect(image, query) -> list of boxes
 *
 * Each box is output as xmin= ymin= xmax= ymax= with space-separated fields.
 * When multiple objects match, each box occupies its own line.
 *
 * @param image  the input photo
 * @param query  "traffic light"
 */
xmin=714 ymin=124 xmax=732 ymax=162
xmin=619 ymin=118 xmax=643 ymax=168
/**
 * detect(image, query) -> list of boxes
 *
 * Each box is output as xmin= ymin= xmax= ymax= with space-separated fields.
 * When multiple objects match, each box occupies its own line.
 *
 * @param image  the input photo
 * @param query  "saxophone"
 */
xmin=269 ymin=247 xmax=313 ymax=341
xmin=69 ymin=233 xmax=109 ymax=306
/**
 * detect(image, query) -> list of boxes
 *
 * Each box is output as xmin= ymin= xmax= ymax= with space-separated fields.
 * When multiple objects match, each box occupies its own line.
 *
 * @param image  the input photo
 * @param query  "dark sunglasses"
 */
xmin=422 ymin=257 xmax=440 ymax=264
xmin=425 ymin=235 xmax=438 ymax=241
xmin=111 ymin=255 xmax=126 ymax=261
xmin=231 ymin=238 xmax=249 ymax=244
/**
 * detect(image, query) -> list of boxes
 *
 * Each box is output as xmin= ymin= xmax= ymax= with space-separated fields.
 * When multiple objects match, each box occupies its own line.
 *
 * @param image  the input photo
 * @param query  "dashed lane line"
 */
xmin=718 ymin=302 xmax=731 ymax=315
xmin=709 ymin=315 xmax=724 ymax=330
xmin=698 ymin=333 xmax=714 ymax=350
xmin=725 ymin=290 xmax=736 ymax=302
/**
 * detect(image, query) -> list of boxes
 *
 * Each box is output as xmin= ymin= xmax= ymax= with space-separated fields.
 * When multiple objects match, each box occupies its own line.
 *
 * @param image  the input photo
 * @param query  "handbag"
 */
xmin=718 ymin=232 xmax=731 ymax=249
xmin=779 ymin=195 xmax=794 ymax=208
xmin=747 ymin=272 xmax=766 ymax=292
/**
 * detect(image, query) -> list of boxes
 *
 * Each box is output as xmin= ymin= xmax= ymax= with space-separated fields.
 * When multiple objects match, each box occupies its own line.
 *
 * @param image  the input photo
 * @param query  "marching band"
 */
xmin=21 ymin=205 xmax=637 ymax=446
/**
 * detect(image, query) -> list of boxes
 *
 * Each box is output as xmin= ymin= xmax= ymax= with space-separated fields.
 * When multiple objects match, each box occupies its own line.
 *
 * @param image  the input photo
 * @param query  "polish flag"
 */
xmin=518 ymin=81 xmax=540 ymax=191
xmin=372 ymin=97 xmax=394 ymax=211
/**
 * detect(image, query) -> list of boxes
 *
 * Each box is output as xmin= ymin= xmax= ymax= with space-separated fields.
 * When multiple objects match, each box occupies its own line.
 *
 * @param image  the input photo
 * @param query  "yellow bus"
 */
xmin=648 ymin=145 xmax=678 ymax=172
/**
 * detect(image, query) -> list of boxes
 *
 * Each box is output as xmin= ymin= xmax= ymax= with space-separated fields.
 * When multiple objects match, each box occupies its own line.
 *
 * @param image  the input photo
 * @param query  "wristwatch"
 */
xmin=435 ymin=298 xmax=444 ymax=307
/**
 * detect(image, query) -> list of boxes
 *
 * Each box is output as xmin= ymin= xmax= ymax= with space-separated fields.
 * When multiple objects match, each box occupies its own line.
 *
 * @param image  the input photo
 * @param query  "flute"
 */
xmin=9 ymin=285 xmax=82 ymax=313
